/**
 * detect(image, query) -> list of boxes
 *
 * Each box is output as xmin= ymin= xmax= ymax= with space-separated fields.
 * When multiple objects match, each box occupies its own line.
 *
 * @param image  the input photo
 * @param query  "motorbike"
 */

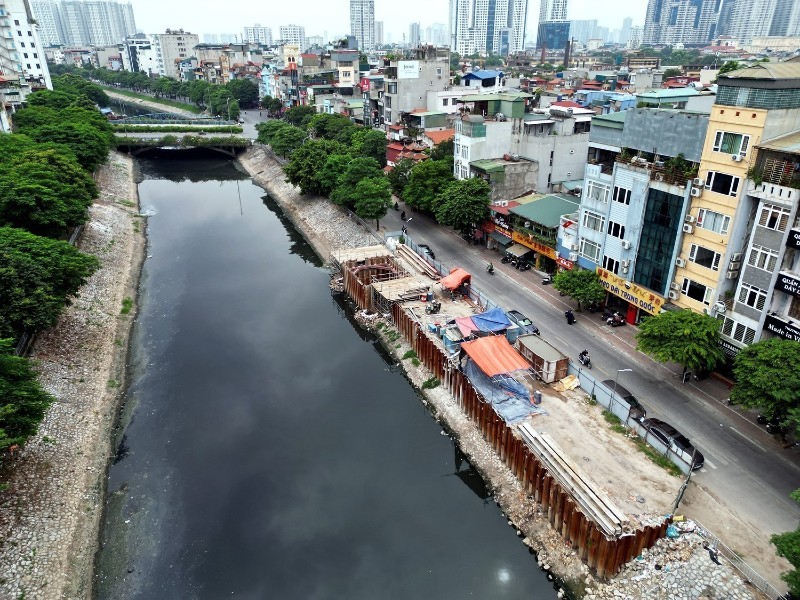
xmin=393 ymin=202 xmax=399 ymax=211
xmin=604 ymin=311 xmax=626 ymax=327
xmin=517 ymin=262 xmax=531 ymax=271
xmin=486 ymin=263 xmax=494 ymax=275
xmin=578 ymin=350 xmax=591 ymax=369
xmin=425 ymin=300 xmax=442 ymax=315
xmin=565 ymin=310 xmax=575 ymax=325
xmin=400 ymin=211 xmax=406 ymax=221
xmin=501 ymin=255 xmax=511 ymax=264
xmin=542 ymin=273 xmax=553 ymax=285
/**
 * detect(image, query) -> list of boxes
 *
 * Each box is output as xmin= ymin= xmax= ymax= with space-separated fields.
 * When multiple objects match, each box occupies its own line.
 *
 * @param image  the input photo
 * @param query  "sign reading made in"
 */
xmin=595 ymin=267 xmax=665 ymax=315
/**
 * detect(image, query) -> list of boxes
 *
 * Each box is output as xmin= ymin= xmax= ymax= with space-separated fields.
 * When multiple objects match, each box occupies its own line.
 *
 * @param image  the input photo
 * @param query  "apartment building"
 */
xmin=152 ymin=28 xmax=198 ymax=79
xmin=31 ymin=0 xmax=136 ymax=47
xmin=350 ymin=0 xmax=374 ymax=51
xmin=0 ymin=0 xmax=51 ymax=92
xmin=278 ymin=25 xmax=305 ymax=51
xmin=449 ymin=0 xmax=528 ymax=55
xmin=243 ymin=24 xmax=272 ymax=46
xmin=121 ymin=32 xmax=157 ymax=75
xmin=642 ymin=0 xmax=717 ymax=46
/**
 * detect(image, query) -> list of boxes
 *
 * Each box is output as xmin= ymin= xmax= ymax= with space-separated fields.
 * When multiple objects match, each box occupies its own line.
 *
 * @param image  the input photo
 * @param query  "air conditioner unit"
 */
xmin=570 ymin=244 xmax=579 ymax=251
xmin=670 ymin=281 xmax=681 ymax=291
xmin=713 ymin=300 xmax=727 ymax=313
xmin=675 ymin=257 xmax=686 ymax=267
xmin=622 ymin=266 xmax=629 ymax=274
xmin=731 ymin=154 xmax=743 ymax=162
xmin=682 ymin=224 xmax=694 ymax=234
xmin=495 ymin=200 xmax=508 ymax=207
xmin=668 ymin=290 xmax=679 ymax=300
xmin=730 ymin=252 xmax=742 ymax=262
xmin=726 ymin=270 xmax=739 ymax=279
xmin=569 ymin=252 xmax=578 ymax=261
xmin=690 ymin=187 xmax=702 ymax=197
xmin=621 ymin=240 xmax=632 ymax=249
xmin=621 ymin=259 xmax=630 ymax=268
xmin=692 ymin=177 xmax=705 ymax=187
xmin=729 ymin=259 xmax=741 ymax=270
xmin=654 ymin=160 xmax=665 ymax=168
xmin=684 ymin=214 xmax=696 ymax=224
xmin=524 ymin=221 xmax=531 ymax=228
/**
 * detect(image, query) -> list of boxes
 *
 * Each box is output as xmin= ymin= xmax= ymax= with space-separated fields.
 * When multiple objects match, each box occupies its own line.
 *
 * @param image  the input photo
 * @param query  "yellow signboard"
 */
xmin=511 ymin=231 xmax=558 ymax=259
xmin=595 ymin=267 xmax=665 ymax=315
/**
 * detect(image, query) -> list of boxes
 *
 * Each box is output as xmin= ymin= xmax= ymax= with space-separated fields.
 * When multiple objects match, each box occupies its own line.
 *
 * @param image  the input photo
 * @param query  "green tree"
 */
xmin=0 ymin=226 xmax=99 ymax=338
xmin=270 ymin=125 xmax=307 ymax=157
xmin=434 ymin=178 xmax=490 ymax=236
xmin=27 ymin=122 xmax=110 ymax=171
xmin=25 ymin=90 xmax=75 ymax=110
xmin=718 ymin=60 xmax=741 ymax=75
xmin=354 ymin=177 xmax=392 ymax=228
xmin=387 ymin=158 xmax=415 ymax=197
xmin=284 ymin=139 xmax=347 ymax=195
xmin=319 ymin=153 xmax=353 ymax=196
xmin=0 ymin=338 xmax=54 ymax=450
xmin=772 ymin=490 xmax=800 ymax=595
xmin=284 ymin=105 xmax=318 ymax=128
xmin=52 ymin=73 xmax=110 ymax=106
xmin=330 ymin=157 xmax=384 ymax=208
xmin=188 ymin=80 xmax=211 ymax=107
xmin=306 ymin=112 xmax=354 ymax=140
xmin=226 ymin=78 xmax=259 ymax=107
xmin=552 ymin=269 xmax=606 ymax=310
xmin=359 ymin=129 xmax=388 ymax=167
xmin=662 ymin=68 xmax=683 ymax=78
xmin=404 ymin=159 xmax=455 ymax=212
xmin=429 ymin=138 xmax=454 ymax=161
xmin=731 ymin=338 xmax=800 ymax=429
xmin=256 ymin=119 xmax=291 ymax=145
xmin=635 ymin=309 xmax=725 ymax=375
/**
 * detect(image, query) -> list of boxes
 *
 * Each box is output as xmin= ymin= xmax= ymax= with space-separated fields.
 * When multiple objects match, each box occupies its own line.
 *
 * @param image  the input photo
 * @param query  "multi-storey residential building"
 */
xmin=243 ymin=24 xmax=272 ymax=46
xmin=1 ymin=0 xmax=51 ymax=91
xmin=642 ymin=0 xmax=717 ymax=46
xmin=121 ymin=32 xmax=157 ymax=75
xmin=409 ymin=22 xmax=420 ymax=48
xmin=449 ymin=0 xmax=528 ymax=56
xmin=673 ymin=62 xmax=800 ymax=361
xmin=375 ymin=21 xmax=383 ymax=46
xmin=350 ymin=0 xmax=374 ymax=51
xmin=725 ymin=0 xmax=794 ymax=43
xmin=31 ymin=0 xmax=136 ymax=47
xmin=278 ymin=24 xmax=305 ymax=51
xmin=152 ymin=29 xmax=198 ymax=80
xmin=425 ymin=23 xmax=448 ymax=46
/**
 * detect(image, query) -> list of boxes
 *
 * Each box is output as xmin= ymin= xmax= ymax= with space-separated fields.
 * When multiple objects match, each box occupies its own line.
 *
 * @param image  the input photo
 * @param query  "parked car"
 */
xmin=418 ymin=244 xmax=435 ymax=260
xmin=601 ymin=380 xmax=646 ymax=421
xmin=641 ymin=418 xmax=705 ymax=470
xmin=506 ymin=309 xmax=540 ymax=335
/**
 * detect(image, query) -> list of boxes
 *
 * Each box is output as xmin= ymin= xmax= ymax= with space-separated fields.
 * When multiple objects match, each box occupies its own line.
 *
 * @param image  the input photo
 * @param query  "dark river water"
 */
xmin=94 ymin=155 xmax=557 ymax=600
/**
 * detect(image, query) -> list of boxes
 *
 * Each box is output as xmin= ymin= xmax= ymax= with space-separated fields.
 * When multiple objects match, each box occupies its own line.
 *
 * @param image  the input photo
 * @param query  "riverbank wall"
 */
xmin=0 ymin=152 xmax=145 ymax=600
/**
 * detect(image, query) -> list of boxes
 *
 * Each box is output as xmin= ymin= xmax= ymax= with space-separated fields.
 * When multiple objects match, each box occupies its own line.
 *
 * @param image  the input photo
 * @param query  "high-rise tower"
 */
xmin=642 ymin=0 xmax=717 ymax=45
xmin=350 ymin=0 xmax=375 ymax=51
xmin=449 ymin=0 xmax=528 ymax=56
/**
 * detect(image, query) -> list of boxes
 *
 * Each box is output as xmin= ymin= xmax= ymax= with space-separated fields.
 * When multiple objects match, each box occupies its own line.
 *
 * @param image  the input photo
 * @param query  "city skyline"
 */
xmin=128 ymin=0 xmax=647 ymax=45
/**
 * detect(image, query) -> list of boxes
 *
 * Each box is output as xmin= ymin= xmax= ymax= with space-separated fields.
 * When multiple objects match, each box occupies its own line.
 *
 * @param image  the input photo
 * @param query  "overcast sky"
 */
xmin=130 ymin=0 xmax=647 ymax=43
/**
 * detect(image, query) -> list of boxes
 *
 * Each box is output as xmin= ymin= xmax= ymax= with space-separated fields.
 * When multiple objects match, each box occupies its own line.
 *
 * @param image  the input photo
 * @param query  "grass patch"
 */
xmin=602 ymin=410 xmax=628 ymax=435
xmin=411 ymin=358 xmax=421 ymax=367
xmin=102 ymin=86 xmax=202 ymax=113
xmin=384 ymin=329 xmax=400 ymax=344
xmin=422 ymin=377 xmax=440 ymax=390
xmin=41 ymin=436 xmax=55 ymax=445
xmin=107 ymin=379 xmax=120 ymax=389
xmin=402 ymin=350 xmax=417 ymax=360
xmin=120 ymin=297 xmax=133 ymax=315
xmin=602 ymin=410 xmax=683 ymax=477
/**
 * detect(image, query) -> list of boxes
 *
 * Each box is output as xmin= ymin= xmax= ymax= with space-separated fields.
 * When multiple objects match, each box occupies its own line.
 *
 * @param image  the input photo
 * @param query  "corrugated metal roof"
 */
xmin=471 ymin=159 xmax=507 ymax=173
xmin=509 ymin=194 xmax=581 ymax=229
xmin=722 ymin=62 xmax=800 ymax=81
xmin=463 ymin=70 xmax=504 ymax=80
xmin=758 ymin=130 xmax=800 ymax=154
xmin=636 ymin=88 xmax=700 ymax=99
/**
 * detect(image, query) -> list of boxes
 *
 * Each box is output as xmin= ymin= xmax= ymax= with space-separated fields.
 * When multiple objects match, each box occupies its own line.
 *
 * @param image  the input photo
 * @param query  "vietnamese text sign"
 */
xmin=775 ymin=272 xmax=800 ymax=298
xmin=787 ymin=229 xmax=800 ymax=249
xmin=398 ymin=61 xmax=419 ymax=79
xmin=595 ymin=267 xmax=665 ymax=315
xmin=764 ymin=314 xmax=800 ymax=342
xmin=512 ymin=231 xmax=557 ymax=259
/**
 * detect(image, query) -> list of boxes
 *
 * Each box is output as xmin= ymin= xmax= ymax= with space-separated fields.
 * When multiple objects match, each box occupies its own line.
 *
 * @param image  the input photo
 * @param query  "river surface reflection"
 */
xmin=94 ymin=155 xmax=556 ymax=600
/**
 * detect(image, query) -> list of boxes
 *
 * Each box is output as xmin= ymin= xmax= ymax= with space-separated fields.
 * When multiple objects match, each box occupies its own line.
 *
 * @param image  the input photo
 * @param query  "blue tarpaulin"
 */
xmin=465 ymin=359 xmax=547 ymax=424
xmin=471 ymin=307 xmax=512 ymax=332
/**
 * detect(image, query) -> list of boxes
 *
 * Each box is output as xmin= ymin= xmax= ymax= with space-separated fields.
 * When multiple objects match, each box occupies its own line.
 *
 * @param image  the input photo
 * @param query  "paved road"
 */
xmin=378 ymin=204 xmax=800 ymax=543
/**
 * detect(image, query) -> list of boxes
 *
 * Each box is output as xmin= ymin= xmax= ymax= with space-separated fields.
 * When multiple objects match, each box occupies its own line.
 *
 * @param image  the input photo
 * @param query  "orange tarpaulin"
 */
xmin=461 ymin=336 xmax=531 ymax=377
xmin=440 ymin=267 xmax=471 ymax=291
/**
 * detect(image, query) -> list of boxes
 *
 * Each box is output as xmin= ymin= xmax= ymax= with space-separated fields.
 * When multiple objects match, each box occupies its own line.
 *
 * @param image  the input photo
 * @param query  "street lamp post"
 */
xmin=226 ymin=97 xmax=231 ymax=123
xmin=614 ymin=368 xmax=633 ymax=396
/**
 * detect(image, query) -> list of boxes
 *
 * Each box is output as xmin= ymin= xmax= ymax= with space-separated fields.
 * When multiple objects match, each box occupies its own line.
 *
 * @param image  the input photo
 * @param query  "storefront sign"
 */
xmin=398 ymin=61 xmax=420 ymax=79
xmin=764 ymin=314 xmax=800 ymax=342
xmin=595 ymin=267 xmax=665 ymax=315
xmin=495 ymin=225 xmax=512 ymax=238
xmin=718 ymin=339 xmax=742 ymax=357
xmin=512 ymin=231 xmax=557 ymax=259
xmin=493 ymin=214 xmax=510 ymax=230
xmin=787 ymin=229 xmax=800 ymax=249
xmin=775 ymin=272 xmax=800 ymax=298
xmin=555 ymin=256 xmax=574 ymax=270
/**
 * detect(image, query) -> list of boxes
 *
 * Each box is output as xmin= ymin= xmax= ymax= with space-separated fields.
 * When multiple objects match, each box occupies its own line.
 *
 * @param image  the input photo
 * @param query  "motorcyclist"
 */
xmin=579 ymin=349 xmax=589 ymax=364
xmin=486 ymin=262 xmax=494 ymax=274
xmin=565 ymin=309 xmax=575 ymax=325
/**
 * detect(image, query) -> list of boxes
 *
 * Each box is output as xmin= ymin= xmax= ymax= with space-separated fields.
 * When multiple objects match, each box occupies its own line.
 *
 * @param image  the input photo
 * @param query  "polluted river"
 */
xmin=93 ymin=154 xmax=558 ymax=599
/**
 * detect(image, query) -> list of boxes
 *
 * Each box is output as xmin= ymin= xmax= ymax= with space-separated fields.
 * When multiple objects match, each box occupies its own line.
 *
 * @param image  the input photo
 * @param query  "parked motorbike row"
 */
xmin=500 ymin=255 xmax=531 ymax=271
xmin=602 ymin=309 xmax=626 ymax=327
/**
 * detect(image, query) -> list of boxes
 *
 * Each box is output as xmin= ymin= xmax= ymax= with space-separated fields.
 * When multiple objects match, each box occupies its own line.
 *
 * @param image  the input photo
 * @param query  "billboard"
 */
xmin=398 ymin=61 xmax=420 ymax=79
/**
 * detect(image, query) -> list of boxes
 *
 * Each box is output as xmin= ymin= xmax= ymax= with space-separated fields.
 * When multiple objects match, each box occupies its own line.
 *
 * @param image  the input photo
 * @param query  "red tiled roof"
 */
xmin=550 ymin=100 xmax=582 ymax=108
xmin=425 ymin=129 xmax=455 ymax=145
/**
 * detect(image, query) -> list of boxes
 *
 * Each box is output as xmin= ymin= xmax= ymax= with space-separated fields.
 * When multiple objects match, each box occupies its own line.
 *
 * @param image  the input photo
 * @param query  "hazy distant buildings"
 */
xmin=537 ymin=0 xmax=568 ymax=50
xmin=243 ymin=24 xmax=272 ymax=46
xmin=569 ymin=19 xmax=597 ymax=44
xmin=1 ymin=0 xmax=52 ymax=90
xmin=620 ymin=16 xmax=632 ymax=44
xmin=643 ymin=0 xmax=717 ymax=45
xmin=425 ymin=22 xmax=448 ymax=46
xmin=724 ymin=0 xmax=798 ymax=43
xmin=449 ymin=0 xmax=528 ymax=55
xmin=375 ymin=20 xmax=383 ymax=46
xmin=409 ymin=22 xmax=420 ymax=47
xmin=279 ymin=24 xmax=305 ymax=50
xmin=31 ymin=0 xmax=136 ymax=47
xmin=350 ymin=0 xmax=375 ymax=51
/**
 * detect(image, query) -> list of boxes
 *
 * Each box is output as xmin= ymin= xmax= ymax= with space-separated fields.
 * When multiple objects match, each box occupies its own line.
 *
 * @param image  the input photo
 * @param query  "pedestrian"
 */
xmin=401 ymin=225 xmax=407 ymax=235
xmin=259 ymin=111 xmax=262 ymax=117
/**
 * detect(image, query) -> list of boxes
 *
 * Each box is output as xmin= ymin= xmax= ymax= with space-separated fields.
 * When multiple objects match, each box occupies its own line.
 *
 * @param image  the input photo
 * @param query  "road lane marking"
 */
xmin=728 ymin=426 xmax=768 ymax=452
xmin=704 ymin=459 xmax=717 ymax=469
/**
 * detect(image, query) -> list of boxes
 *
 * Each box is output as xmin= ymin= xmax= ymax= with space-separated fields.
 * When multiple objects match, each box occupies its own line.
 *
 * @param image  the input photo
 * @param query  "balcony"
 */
xmin=747 ymin=181 xmax=800 ymax=204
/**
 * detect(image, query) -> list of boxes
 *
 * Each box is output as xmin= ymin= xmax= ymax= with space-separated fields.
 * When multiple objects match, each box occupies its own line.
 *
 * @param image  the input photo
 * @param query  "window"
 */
xmin=27 ymin=30 xmax=31 ymax=36
xmin=613 ymin=186 xmax=631 ymax=205
xmin=602 ymin=255 xmax=619 ymax=274
xmin=13 ymin=19 xmax=18 ymax=25
xmin=713 ymin=131 xmax=750 ymax=156
xmin=705 ymin=171 xmax=740 ymax=196
xmin=758 ymin=204 xmax=790 ymax=231
xmin=581 ymin=210 xmax=605 ymax=232
xmin=387 ymin=83 xmax=397 ymax=94
xmin=738 ymin=283 xmax=767 ymax=310
xmin=696 ymin=208 xmax=730 ymax=235
xmin=23 ymin=53 xmax=27 ymax=58
xmin=719 ymin=316 xmax=756 ymax=344
xmin=681 ymin=278 xmax=713 ymax=305
xmin=585 ymin=181 xmax=610 ymax=203
xmin=688 ymin=244 xmax=721 ymax=270
xmin=19 ymin=42 xmax=24 ymax=47
xmin=461 ymin=146 xmax=469 ymax=159
xmin=579 ymin=238 xmax=601 ymax=262
xmin=385 ymin=96 xmax=391 ymax=108
xmin=607 ymin=221 xmax=625 ymax=238
xmin=442 ymin=98 xmax=449 ymax=106
xmin=746 ymin=245 xmax=778 ymax=271
xmin=454 ymin=143 xmax=460 ymax=155
xmin=32 ymin=53 xmax=37 ymax=58
xmin=436 ymin=67 xmax=443 ymax=76
xmin=460 ymin=167 xmax=469 ymax=178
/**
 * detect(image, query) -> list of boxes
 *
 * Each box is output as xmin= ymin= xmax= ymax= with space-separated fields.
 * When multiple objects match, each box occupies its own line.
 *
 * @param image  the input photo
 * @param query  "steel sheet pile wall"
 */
xmin=341 ymin=258 xmax=383 ymax=310
xmin=390 ymin=304 xmax=668 ymax=578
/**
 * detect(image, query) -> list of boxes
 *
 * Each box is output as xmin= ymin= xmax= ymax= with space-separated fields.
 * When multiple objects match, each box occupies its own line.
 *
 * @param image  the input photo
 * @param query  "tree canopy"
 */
xmin=226 ymin=78 xmax=259 ymax=108
xmin=434 ymin=178 xmax=490 ymax=236
xmin=25 ymin=122 xmax=111 ymax=172
xmin=284 ymin=105 xmax=318 ymax=128
xmin=772 ymin=490 xmax=800 ymax=596
xmin=635 ymin=309 xmax=725 ymax=374
xmin=330 ymin=157 xmax=384 ymax=209
xmin=283 ymin=139 xmax=347 ymax=196
xmin=358 ymin=129 xmax=388 ymax=167
xmin=731 ymin=338 xmax=800 ymax=429
xmin=0 ymin=226 xmax=99 ymax=339
xmin=387 ymin=158 xmax=415 ymax=197
xmin=270 ymin=125 xmax=307 ymax=157
xmin=404 ymin=159 xmax=455 ymax=212
xmin=552 ymin=269 xmax=606 ymax=310
xmin=0 ymin=338 xmax=54 ymax=451
xmin=354 ymin=177 xmax=392 ymax=229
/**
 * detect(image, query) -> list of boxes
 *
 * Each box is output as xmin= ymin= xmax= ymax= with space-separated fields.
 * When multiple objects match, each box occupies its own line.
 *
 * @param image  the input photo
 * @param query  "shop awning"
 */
xmin=506 ymin=243 xmax=531 ymax=258
xmin=490 ymin=231 xmax=513 ymax=246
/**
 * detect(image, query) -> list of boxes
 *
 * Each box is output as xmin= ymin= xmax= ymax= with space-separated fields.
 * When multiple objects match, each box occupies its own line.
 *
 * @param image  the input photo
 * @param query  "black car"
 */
xmin=506 ymin=310 xmax=540 ymax=335
xmin=418 ymin=244 xmax=435 ymax=260
xmin=641 ymin=418 xmax=705 ymax=470
xmin=601 ymin=380 xmax=646 ymax=421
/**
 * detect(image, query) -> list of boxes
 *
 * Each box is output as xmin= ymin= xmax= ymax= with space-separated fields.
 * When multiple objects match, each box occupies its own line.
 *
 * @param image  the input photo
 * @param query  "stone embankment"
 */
xmin=238 ymin=145 xmax=763 ymax=600
xmin=0 ymin=152 xmax=144 ymax=600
